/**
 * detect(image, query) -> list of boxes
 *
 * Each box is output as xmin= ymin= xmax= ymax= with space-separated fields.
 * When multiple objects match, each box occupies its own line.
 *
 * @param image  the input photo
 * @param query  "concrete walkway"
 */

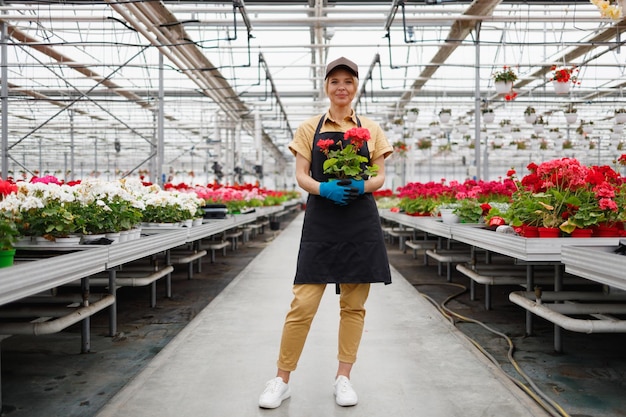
xmin=96 ymin=213 xmax=548 ymax=417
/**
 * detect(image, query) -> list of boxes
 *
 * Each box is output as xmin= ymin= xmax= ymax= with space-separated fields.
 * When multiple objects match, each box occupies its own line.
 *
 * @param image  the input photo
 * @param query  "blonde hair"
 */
xmin=323 ymin=73 xmax=359 ymax=96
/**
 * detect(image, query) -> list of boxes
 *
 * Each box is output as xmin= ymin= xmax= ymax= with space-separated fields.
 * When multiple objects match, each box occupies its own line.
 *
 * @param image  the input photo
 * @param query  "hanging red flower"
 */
xmin=550 ymin=65 xmax=580 ymax=84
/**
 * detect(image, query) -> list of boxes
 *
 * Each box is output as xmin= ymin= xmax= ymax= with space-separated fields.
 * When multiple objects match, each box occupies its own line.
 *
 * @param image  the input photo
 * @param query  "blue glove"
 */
xmin=348 ymin=179 xmax=365 ymax=195
xmin=319 ymin=180 xmax=353 ymax=205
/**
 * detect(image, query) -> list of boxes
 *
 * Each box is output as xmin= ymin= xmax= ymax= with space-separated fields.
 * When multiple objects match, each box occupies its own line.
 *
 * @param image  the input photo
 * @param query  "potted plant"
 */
xmin=392 ymin=118 xmax=404 ymax=133
xmin=393 ymin=140 xmax=409 ymax=156
xmin=499 ymin=119 xmax=512 ymax=133
xmin=523 ymin=106 xmax=537 ymax=124
xmin=492 ymin=65 xmax=518 ymax=94
xmin=550 ymin=65 xmax=579 ymax=94
xmin=435 ymin=202 xmax=461 ymax=224
xmin=548 ymin=127 xmax=560 ymax=139
xmin=406 ymin=107 xmax=419 ymax=123
xmin=580 ymin=119 xmax=594 ymax=134
xmin=398 ymin=196 xmax=438 ymax=216
xmin=511 ymin=126 xmax=522 ymax=139
xmin=532 ymin=115 xmax=546 ymax=133
xmin=429 ymin=121 xmax=441 ymax=135
xmin=451 ymin=198 xmax=489 ymax=224
xmin=615 ymin=108 xmax=626 ymax=124
xmin=318 ymin=126 xmax=379 ymax=181
xmin=481 ymin=107 xmax=495 ymax=123
xmin=416 ymin=138 xmax=432 ymax=150
xmin=438 ymin=108 xmax=452 ymax=123
xmin=564 ymin=104 xmax=578 ymax=124
xmin=0 ymin=211 xmax=20 ymax=267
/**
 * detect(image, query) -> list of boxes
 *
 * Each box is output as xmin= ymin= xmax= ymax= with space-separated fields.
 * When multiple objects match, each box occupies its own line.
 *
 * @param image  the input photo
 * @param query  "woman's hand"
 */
xmin=319 ymin=181 xmax=357 ymax=205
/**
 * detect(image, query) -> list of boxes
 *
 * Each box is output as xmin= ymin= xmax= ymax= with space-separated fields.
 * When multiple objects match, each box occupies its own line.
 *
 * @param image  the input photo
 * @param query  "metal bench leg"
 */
xmin=151 ymin=282 xmax=157 ymax=308
xmin=108 ymin=269 xmax=117 ymax=337
xmin=81 ymin=276 xmax=91 ymax=353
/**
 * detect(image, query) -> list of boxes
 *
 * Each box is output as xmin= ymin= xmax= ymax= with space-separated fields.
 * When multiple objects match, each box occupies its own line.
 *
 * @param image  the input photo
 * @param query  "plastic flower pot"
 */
xmin=521 ymin=225 xmax=539 ymax=238
xmin=524 ymin=114 xmax=537 ymax=124
xmin=439 ymin=112 xmax=451 ymax=124
xmin=552 ymin=81 xmax=570 ymax=95
xmin=570 ymin=228 xmax=593 ymax=238
xmin=538 ymin=227 xmax=560 ymax=238
xmin=564 ymin=113 xmax=578 ymax=124
xmin=483 ymin=112 xmax=495 ymax=124
xmin=269 ymin=221 xmax=280 ymax=231
xmin=0 ymin=249 xmax=16 ymax=268
xmin=494 ymin=81 xmax=512 ymax=94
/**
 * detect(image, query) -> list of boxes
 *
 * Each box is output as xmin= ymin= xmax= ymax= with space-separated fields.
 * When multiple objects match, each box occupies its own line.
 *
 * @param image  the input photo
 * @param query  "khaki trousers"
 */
xmin=277 ymin=283 xmax=370 ymax=372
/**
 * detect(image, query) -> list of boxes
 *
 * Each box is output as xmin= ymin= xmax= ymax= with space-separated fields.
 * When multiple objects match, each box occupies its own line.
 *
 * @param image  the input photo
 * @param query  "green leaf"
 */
xmin=323 ymin=158 xmax=338 ymax=171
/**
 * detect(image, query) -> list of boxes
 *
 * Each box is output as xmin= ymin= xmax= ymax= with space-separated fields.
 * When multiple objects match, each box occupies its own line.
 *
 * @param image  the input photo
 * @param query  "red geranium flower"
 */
xmin=344 ymin=127 xmax=371 ymax=150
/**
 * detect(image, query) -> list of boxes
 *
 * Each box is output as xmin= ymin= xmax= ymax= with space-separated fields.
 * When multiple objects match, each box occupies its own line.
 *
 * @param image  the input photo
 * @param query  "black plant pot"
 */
xmin=269 ymin=221 xmax=280 ymax=231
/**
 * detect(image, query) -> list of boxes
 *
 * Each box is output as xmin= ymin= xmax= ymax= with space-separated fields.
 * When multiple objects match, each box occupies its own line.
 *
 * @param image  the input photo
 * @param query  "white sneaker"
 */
xmin=259 ymin=377 xmax=291 ymax=409
xmin=334 ymin=375 xmax=358 ymax=406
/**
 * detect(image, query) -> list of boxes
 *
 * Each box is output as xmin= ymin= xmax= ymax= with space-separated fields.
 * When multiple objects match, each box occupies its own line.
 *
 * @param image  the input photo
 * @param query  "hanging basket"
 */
xmin=482 ymin=112 xmax=495 ymax=123
xmin=552 ymin=81 xmax=571 ymax=95
xmin=439 ymin=112 xmax=451 ymax=124
xmin=615 ymin=113 xmax=626 ymax=124
xmin=564 ymin=112 xmax=578 ymax=124
xmin=429 ymin=125 xmax=441 ymax=135
xmin=494 ymin=81 xmax=513 ymax=95
xmin=524 ymin=114 xmax=537 ymax=124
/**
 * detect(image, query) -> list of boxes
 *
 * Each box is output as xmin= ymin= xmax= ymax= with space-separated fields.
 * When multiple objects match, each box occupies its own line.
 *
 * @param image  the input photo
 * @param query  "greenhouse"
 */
xmin=0 ymin=1 xmax=626 ymax=416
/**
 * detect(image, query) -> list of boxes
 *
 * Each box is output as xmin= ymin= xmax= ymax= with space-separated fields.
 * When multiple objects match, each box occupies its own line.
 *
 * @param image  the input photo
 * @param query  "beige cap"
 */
xmin=324 ymin=57 xmax=358 ymax=79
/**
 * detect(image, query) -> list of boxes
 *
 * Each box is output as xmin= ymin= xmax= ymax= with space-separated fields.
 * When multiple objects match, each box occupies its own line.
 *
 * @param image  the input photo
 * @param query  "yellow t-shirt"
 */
xmin=288 ymin=110 xmax=393 ymax=162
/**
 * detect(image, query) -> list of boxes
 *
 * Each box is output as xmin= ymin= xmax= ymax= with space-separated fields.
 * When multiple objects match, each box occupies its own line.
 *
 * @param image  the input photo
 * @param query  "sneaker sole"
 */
xmin=334 ymin=395 xmax=358 ymax=407
xmin=259 ymin=389 xmax=291 ymax=409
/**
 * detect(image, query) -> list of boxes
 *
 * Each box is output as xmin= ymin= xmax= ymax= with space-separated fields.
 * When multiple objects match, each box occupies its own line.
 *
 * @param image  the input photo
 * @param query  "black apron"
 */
xmin=293 ymin=115 xmax=392 ymax=285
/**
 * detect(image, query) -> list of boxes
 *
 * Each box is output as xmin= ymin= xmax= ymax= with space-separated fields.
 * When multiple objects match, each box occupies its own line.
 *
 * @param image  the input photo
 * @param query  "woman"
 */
xmin=258 ymin=57 xmax=393 ymax=409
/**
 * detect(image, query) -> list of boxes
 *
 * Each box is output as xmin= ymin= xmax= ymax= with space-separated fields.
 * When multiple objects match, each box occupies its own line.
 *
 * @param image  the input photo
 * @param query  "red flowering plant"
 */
xmin=392 ymin=140 xmax=409 ymax=157
xmin=550 ymin=65 xmax=580 ymax=84
xmin=507 ymin=158 xmax=626 ymax=234
xmin=319 ymin=127 xmax=379 ymax=180
xmin=0 ymin=178 xmax=22 ymax=250
xmin=492 ymin=66 xmax=518 ymax=83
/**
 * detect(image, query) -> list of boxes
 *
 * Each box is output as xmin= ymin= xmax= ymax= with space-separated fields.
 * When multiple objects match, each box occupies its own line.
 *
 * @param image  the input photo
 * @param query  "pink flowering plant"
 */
xmin=319 ymin=127 xmax=379 ymax=180
xmin=396 ymin=178 xmax=516 ymax=217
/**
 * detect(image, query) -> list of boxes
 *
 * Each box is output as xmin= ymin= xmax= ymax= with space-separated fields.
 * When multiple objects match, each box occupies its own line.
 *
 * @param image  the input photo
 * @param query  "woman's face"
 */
xmin=325 ymin=69 xmax=357 ymax=107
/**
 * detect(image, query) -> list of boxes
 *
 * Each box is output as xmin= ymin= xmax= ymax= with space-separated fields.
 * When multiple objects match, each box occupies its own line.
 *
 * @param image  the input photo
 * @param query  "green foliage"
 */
xmin=22 ymin=202 xmax=78 ymax=238
xmin=453 ymin=199 xmax=484 ymax=223
xmin=398 ymin=197 xmax=438 ymax=215
xmin=0 ymin=211 xmax=20 ymax=250
xmin=322 ymin=144 xmax=378 ymax=180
